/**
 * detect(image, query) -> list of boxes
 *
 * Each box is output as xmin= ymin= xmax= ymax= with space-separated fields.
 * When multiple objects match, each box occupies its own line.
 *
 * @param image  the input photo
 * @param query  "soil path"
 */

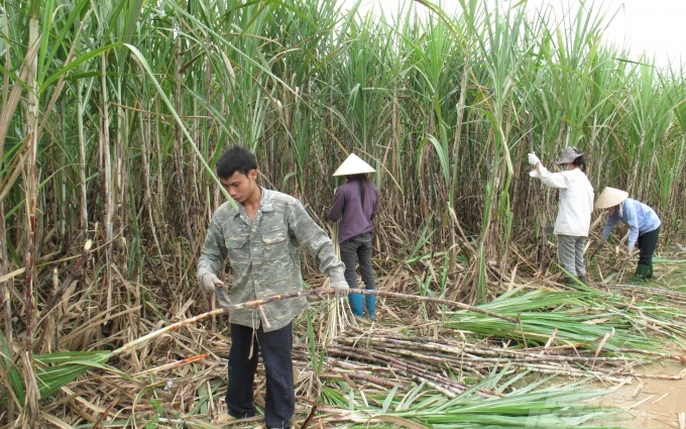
xmin=596 ymin=361 xmax=686 ymax=428
xmin=591 ymin=254 xmax=686 ymax=427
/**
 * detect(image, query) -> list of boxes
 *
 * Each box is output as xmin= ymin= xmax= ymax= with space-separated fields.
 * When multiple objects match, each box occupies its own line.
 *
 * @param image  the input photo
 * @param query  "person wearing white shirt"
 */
xmin=528 ymin=147 xmax=594 ymax=283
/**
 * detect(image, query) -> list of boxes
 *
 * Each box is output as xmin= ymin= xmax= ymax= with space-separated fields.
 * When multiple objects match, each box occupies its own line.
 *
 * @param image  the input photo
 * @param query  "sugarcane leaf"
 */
xmin=381 ymin=384 xmax=400 ymax=413
xmin=0 ymin=330 xmax=25 ymax=405
xmin=33 ymin=350 xmax=112 ymax=399
xmin=376 ymin=414 xmax=429 ymax=429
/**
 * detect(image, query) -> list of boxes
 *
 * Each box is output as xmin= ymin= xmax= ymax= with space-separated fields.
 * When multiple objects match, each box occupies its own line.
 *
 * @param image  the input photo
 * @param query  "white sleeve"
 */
xmin=536 ymin=166 xmax=569 ymax=189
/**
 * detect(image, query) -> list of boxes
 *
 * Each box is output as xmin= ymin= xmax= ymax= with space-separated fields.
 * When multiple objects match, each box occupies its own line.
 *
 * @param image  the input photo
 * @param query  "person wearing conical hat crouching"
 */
xmin=595 ymin=187 xmax=661 ymax=282
xmin=328 ymin=154 xmax=380 ymax=320
xmin=528 ymin=147 xmax=594 ymax=284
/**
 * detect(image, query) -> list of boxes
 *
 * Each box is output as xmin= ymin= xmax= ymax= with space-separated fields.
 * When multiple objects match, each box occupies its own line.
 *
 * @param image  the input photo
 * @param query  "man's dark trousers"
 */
xmin=226 ymin=322 xmax=293 ymax=429
xmin=637 ymin=227 xmax=660 ymax=277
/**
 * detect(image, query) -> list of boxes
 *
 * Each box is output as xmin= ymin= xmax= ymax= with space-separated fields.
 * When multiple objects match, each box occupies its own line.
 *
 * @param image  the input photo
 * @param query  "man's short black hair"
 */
xmin=216 ymin=147 xmax=257 ymax=179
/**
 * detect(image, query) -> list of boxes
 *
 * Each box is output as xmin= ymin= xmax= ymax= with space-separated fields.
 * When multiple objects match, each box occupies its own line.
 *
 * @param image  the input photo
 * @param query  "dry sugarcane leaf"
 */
xmin=650 ymin=392 xmax=670 ymax=405
xmin=40 ymin=411 xmax=76 ymax=429
xmin=631 ymin=379 xmax=644 ymax=398
xmin=542 ymin=328 xmax=558 ymax=350
xmin=628 ymin=394 xmax=655 ymax=410
xmin=59 ymin=386 xmax=107 ymax=414
xmin=592 ymin=328 xmax=615 ymax=368
xmin=374 ymin=414 xmax=430 ymax=429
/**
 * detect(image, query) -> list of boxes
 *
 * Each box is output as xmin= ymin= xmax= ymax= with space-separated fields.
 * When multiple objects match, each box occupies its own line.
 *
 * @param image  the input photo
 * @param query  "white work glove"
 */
xmin=330 ymin=280 xmax=350 ymax=297
xmin=527 ymin=152 xmax=541 ymax=166
xmin=200 ymin=272 xmax=224 ymax=293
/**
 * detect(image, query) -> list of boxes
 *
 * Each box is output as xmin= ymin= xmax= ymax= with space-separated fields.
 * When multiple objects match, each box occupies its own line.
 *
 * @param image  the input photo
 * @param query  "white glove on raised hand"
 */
xmin=330 ymin=280 xmax=350 ymax=297
xmin=528 ymin=152 xmax=541 ymax=166
xmin=200 ymin=272 xmax=224 ymax=293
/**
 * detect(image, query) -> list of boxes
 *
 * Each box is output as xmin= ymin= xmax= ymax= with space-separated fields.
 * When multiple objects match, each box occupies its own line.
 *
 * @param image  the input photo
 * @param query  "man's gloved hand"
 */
xmin=200 ymin=272 xmax=224 ymax=293
xmin=330 ymin=280 xmax=350 ymax=297
xmin=528 ymin=152 xmax=541 ymax=166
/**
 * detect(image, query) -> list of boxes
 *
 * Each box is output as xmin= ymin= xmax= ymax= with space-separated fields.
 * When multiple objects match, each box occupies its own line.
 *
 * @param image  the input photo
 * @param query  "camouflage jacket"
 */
xmin=197 ymin=188 xmax=345 ymax=332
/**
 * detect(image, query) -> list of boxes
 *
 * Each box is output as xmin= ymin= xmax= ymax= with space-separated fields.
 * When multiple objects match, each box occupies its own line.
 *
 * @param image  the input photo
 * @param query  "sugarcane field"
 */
xmin=3 ymin=0 xmax=686 ymax=428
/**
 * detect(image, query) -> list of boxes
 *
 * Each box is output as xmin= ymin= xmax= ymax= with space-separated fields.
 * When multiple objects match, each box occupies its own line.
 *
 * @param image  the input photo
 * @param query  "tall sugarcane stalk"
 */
xmin=173 ymin=31 xmax=196 ymax=251
xmin=0 ymin=9 xmax=8 ymax=355
xmin=100 ymin=54 xmax=114 ymax=316
xmin=22 ymin=2 xmax=41 ymax=421
xmin=76 ymin=77 xmax=88 ymax=236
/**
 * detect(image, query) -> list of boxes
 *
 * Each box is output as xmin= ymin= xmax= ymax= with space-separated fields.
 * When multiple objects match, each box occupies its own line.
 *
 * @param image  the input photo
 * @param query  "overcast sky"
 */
xmin=337 ymin=0 xmax=686 ymax=69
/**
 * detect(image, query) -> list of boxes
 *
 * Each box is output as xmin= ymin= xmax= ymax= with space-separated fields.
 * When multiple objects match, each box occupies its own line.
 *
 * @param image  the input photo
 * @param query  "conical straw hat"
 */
xmin=332 ymin=153 xmax=376 ymax=176
xmin=594 ymin=187 xmax=629 ymax=209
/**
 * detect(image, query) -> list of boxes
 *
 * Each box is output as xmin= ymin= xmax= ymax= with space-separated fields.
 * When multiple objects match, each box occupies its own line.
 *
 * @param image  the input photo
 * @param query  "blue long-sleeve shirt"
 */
xmin=601 ymin=198 xmax=661 ymax=252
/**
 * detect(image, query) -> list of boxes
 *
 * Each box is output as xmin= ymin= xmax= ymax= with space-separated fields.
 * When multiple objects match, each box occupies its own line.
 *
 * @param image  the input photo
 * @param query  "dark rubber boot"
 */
xmin=562 ymin=276 xmax=575 ymax=285
xmin=632 ymin=265 xmax=651 ymax=284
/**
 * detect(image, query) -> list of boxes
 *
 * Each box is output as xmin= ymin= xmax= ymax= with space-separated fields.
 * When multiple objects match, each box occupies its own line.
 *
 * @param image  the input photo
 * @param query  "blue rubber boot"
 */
xmin=365 ymin=295 xmax=376 ymax=320
xmin=348 ymin=293 xmax=363 ymax=316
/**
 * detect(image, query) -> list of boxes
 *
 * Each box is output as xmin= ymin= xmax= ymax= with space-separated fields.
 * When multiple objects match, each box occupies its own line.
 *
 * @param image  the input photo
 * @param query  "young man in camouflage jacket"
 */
xmin=197 ymin=147 xmax=349 ymax=429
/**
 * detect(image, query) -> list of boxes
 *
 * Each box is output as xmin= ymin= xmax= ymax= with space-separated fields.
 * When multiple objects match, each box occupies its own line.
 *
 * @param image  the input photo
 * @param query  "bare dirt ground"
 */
xmin=593 ymin=254 xmax=686 ymax=428
xmin=595 ymin=361 xmax=686 ymax=428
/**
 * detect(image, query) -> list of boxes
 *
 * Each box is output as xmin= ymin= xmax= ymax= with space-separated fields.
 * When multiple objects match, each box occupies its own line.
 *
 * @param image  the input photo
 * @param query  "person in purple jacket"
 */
xmin=595 ymin=187 xmax=661 ymax=282
xmin=328 ymin=154 xmax=380 ymax=320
